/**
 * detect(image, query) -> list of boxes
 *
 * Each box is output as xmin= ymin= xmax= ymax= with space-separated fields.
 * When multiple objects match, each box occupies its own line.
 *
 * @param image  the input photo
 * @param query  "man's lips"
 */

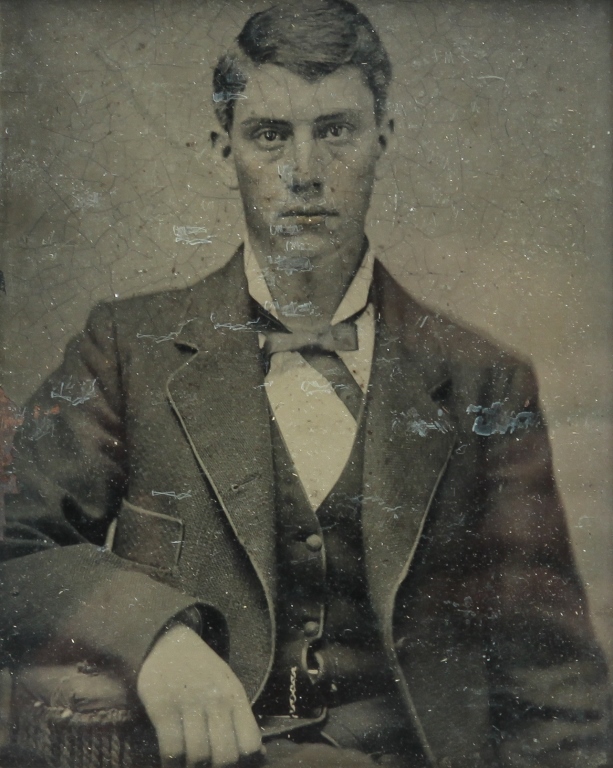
xmin=280 ymin=209 xmax=339 ymax=219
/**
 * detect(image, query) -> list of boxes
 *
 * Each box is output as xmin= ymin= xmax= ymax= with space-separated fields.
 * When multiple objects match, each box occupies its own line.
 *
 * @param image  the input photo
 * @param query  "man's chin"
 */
xmin=271 ymin=230 xmax=341 ymax=260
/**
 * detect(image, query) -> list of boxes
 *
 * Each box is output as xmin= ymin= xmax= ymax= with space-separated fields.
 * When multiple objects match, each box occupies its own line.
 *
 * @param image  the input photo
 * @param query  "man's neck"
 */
xmin=248 ymin=233 xmax=368 ymax=331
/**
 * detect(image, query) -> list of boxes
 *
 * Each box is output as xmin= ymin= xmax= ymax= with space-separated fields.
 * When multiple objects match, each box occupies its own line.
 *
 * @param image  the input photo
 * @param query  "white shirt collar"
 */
xmin=243 ymin=237 xmax=374 ymax=326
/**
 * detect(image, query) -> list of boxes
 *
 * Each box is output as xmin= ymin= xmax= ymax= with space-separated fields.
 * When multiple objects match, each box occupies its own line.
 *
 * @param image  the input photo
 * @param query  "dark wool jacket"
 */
xmin=0 ymin=251 xmax=609 ymax=768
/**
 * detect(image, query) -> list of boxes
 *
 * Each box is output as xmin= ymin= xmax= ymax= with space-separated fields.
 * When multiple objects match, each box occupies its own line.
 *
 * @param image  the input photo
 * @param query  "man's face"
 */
xmin=225 ymin=63 xmax=386 ymax=271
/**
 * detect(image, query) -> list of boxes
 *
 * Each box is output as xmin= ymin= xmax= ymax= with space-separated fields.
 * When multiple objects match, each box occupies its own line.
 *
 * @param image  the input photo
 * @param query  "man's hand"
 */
xmin=137 ymin=623 xmax=263 ymax=767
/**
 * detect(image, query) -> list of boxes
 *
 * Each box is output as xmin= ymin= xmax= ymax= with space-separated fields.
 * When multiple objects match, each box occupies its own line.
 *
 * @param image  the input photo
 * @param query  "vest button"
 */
xmin=303 ymin=620 xmax=320 ymax=637
xmin=305 ymin=534 xmax=323 ymax=551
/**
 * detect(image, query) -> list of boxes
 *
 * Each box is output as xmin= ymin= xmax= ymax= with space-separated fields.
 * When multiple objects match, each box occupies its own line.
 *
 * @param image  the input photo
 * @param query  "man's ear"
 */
xmin=211 ymin=130 xmax=239 ymax=190
xmin=374 ymin=117 xmax=395 ymax=181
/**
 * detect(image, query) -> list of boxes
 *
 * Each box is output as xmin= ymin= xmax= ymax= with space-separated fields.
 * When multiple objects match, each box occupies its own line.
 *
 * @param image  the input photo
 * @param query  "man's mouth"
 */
xmin=280 ymin=208 xmax=339 ymax=222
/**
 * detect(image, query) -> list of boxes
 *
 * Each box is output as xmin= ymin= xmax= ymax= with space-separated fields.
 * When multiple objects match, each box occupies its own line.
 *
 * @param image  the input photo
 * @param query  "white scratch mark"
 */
xmin=265 ymin=300 xmax=319 ymax=318
xmin=72 ymin=191 xmax=100 ymax=210
xmin=392 ymin=407 xmax=452 ymax=436
xmin=301 ymin=380 xmax=334 ymax=396
xmin=51 ymin=378 xmax=97 ymax=406
xmin=213 ymin=91 xmax=247 ymax=103
xmin=173 ymin=225 xmax=212 ymax=245
xmin=151 ymin=490 xmax=192 ymax=500
xmin=137 ymin=318 xmax=196 ymax=344
xmin=270 ymin=223 xmax=303 ymax=236
xmin=210 ymin=313 xmax=263 ymax=332
xmin=268 ymin=254 xmax=314 ymax=274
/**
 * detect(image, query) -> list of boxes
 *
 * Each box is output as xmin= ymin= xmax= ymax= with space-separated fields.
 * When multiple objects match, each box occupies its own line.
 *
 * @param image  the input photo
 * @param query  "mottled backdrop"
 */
xmin=1 ymin=0 xmax=611 ymax=668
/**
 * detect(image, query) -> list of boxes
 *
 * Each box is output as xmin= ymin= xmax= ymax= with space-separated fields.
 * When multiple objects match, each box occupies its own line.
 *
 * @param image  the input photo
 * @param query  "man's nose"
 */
xmin=287 ymin=136 xmax=322 ymax=196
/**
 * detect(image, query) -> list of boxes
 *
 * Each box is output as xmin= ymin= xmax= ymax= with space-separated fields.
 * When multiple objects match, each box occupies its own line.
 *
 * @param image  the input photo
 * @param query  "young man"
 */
xmin=1 ymin=2 xmax=608 ymax=767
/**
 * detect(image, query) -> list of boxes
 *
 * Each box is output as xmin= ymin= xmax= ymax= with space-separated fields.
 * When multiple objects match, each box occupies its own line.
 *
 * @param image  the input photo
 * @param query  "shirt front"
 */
xmin=244 ymin=240 xmax=376 ymax=511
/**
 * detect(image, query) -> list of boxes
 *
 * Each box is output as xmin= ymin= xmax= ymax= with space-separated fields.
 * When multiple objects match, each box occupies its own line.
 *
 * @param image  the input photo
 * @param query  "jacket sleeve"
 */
xmin=480 ymin=361 xmax=610 ymax=767
xmin=0 ymin=302 xmax=204 ymax=683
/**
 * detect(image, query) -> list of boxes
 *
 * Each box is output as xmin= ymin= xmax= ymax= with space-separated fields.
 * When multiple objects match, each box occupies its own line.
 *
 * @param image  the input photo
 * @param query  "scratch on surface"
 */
xmin=51 ymin=377 xmax=97 ymax=406
xmin=265 ymin=300 xmax=318 ymax=318
xmin=378 ymin=357 xmax=400 ymax=365
xmin=210 ymin=313 xmax=263 ymax=332
xmin=383 ymin=505 xmax=402 ymax=515
xmin=301 ymin=380 xmax=334 ymax=396
xmin=29 ymin=419 xmax=55 ymax=441
xmin=284 ymin=239 xmax=315 ymax=252
xmin=137 ymin=318 xmax=196 ymax=343
xmin=72 ymin=190 xmax=100 ymax=210
xmin=467 ymin=402 xmax=536 ymax=436
xmin=152 ymin=490 xmax=192 ymax=500
xmin=477 ymin=75 xmax=505 ymax=81
xmin=268 ymin=254 xmax=314 ymax=275
xmin=393 ymin=407 xmax=452 ymax=436
xmin=324 ymin=492 xmax=404 ymax=520
xmin=173 ymin=225 xmax=212 ymax=245
xmin=26 ymin=405 xmax=60 ymax=442
xmin=270 ymin=223 xmax=303 ymax=236
xmin=212 ymin=91 xmax=247 ymax=103
xmin=277 ymin=164 xmax=294 ymax=184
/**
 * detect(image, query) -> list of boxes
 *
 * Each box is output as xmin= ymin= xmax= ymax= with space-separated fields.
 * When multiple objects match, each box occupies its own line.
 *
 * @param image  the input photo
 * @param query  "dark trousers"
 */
xmin=264 ymin=740 xmax=408 ymax=767
xmin=263 ymin=697 xmax=423 ymax=768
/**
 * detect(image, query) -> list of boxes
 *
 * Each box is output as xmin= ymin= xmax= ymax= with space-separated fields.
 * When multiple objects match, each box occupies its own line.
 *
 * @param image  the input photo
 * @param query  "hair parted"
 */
xmin=213 ymin=0 xmax=392 ymax=133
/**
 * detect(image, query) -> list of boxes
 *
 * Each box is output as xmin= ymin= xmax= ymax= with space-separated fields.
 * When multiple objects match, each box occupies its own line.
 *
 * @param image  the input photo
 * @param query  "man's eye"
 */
xmin=254 ymin=128 xmax=286 ymax=145
xmin=327 ymin=124 xmax=345 ymax=138
xmin=320 ymin=124 xmax=352 ymax=140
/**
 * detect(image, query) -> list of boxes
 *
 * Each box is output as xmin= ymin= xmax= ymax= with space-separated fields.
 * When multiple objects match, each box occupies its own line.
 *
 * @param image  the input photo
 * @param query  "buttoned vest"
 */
xmin=257 ymin=409 xmax=394 ymax=719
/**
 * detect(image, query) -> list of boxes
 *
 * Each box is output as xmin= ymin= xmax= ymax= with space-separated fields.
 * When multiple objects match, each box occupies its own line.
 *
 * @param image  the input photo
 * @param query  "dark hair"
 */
xmin=213 ymin=0 xmax=392 ymax=133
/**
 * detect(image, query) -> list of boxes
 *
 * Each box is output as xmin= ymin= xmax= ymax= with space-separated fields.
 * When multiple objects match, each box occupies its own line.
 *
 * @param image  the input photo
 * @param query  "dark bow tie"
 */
xmin=252 ymin=300 xmax=365 ymax=420
xmin=262 ymin=321 xmax=359 ymax=358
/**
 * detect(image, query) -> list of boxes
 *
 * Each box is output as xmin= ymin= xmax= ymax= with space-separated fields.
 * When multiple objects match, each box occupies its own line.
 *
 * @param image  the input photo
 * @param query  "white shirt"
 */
xmin=244 ymin=241 xmax=376 ymax=510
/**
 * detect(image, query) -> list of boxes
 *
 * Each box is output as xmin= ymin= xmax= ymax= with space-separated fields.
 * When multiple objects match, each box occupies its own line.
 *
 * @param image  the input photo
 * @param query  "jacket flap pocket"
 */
xmin=113 ymin=500 xmax=184 ymax=569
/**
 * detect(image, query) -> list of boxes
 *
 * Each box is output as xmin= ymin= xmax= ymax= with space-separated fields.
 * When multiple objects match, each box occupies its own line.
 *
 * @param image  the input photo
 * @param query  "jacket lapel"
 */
xmin=166 ymin=253 xmax=277 ymax=599
xmin=362 ymin=265 xmax=456 ymax=634
xmin=165 ymin=255 xmax=456 ymax=631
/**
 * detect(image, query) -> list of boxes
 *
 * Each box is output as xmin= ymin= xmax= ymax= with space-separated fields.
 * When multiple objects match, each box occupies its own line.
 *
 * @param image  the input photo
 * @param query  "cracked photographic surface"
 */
xmin=0 ymin=2 xmax=611 ymax=766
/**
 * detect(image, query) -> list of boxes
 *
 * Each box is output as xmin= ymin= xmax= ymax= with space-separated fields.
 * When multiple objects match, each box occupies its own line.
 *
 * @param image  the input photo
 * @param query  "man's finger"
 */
xmin=183 ymin=713 xmax=211 ymax=768
xmin=207 ymin=709 xmax=240 ymax=767
xmin=156 ymin=721 xmax=185 ymax=768
xmin=232 ymin=701 xmax=264 ymax=759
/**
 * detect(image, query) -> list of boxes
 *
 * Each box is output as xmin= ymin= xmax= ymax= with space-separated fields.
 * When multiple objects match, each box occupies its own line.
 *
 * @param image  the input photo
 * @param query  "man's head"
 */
xmin=212 ymin=0 xmax=393 ymax=284
xmin=213 ymin=0 xmax=392 ymax=135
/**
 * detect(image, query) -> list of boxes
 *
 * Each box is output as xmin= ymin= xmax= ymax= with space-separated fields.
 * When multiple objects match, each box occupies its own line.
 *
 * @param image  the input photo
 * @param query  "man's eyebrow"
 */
xmin=239 ymin=117 xmax=292 ymax=131
xmin=314 ymin=110 xmax=362 ymax=125
xmin=239 ymin=111 xmax=363 ymax=131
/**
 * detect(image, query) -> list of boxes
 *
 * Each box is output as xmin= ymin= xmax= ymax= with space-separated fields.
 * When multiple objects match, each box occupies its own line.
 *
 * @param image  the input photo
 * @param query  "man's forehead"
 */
xmin=232 ymin=63 xmax=376 ymax=125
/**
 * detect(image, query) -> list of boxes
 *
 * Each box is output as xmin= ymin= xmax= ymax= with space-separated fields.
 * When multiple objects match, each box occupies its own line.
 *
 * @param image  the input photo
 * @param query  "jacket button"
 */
xmin=305 ymin=534 xmax=323 ymax=551
xmin=304 ymin=621 xmax=320 ymax=637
